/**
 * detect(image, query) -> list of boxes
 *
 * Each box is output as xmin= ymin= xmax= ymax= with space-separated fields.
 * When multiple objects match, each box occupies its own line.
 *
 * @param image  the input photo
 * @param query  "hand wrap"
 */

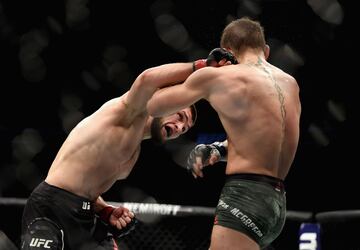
xmin=98 ymin=206 xmax=115 ymax=223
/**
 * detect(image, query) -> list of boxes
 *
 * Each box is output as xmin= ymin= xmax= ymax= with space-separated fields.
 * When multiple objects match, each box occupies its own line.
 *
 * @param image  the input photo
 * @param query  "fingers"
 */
xmin=218 ymin=59 xmax=233 ymax=66
xmin=192 ymin=169 xmax=203 ymax=179
xmin=209 ymin=153 xmax=220 ymax=165
xmin=191 ymin=156 xmax=204 ymax=178
xmin=192 ymin=151 xmax=220 ymax=178
xmin=122 ymin=214 xmax=132 ymax=224
xmin=191 ymin=162 xmax=203 ymax=178
xmin=195 ymin=156 xmax=203 ymax=165
xmin=191 ymin=166 xmax=203 ymax=179
xmin=120 ymin=208 xmax=135 ymax=222
xmin=116 ymin=217 xmax=127 ymax=229
xmin=110 ymin=207 xmax=136 ymax=229
xmin=122 ymin=208 xmax=135 ymax=218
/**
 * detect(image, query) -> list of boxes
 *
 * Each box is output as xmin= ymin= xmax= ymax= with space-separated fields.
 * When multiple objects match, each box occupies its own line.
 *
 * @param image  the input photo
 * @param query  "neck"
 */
xmin=237 ymin=50 xmax=265 ymax=65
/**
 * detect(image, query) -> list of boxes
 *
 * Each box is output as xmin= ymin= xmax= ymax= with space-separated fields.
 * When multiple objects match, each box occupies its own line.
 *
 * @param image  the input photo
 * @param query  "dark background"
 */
xmin=0 ymin=0 xmax=357 ymax=248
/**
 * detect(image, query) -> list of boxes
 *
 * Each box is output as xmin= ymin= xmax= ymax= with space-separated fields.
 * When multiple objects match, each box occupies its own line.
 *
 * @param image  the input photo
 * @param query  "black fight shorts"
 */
xmin=21 ymin=181 xmax=116 ymax=250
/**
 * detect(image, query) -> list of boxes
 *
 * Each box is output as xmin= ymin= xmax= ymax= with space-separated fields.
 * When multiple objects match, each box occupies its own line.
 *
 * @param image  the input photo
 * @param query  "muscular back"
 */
xmin=209 ymin=61 xmax=300 ymax=179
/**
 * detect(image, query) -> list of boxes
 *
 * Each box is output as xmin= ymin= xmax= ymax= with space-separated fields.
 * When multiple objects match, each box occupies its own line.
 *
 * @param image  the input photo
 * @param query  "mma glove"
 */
xmin=98 ymin=205 xmax=138 ymax=238
xmin=186 ymin=141 xmax=227 ymax=177
xmin=192 ymin=48 xmax=238 ymax=71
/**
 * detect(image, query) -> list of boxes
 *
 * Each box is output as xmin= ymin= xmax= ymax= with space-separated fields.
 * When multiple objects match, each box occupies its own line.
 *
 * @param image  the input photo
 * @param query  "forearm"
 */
xmin=146 ymin=50 xmax=237 ymax=117
xmin=147 ymin=84 xmax=198 ymax=117
xmin=139 ymin=62 xmax=194 ymax=91
xmin=141 ymin=48 xmax=237 ymax=92
xmin=147 ymin=67 xmax=212 ymax=117
xmin=125 ymin=62 xmax=194 ymax=113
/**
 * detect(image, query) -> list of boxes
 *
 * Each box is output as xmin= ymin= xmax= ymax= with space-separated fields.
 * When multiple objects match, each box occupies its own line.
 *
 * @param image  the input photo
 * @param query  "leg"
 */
xmin=21 ymin=218 xmax=64 ymax=250
xmin=209 ymin=225 xmax=260 ymax=250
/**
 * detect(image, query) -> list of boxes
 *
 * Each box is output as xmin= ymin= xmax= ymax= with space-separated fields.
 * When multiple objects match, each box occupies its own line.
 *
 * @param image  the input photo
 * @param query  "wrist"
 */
xmin=98 ymin=205 xmax=115 ymax=222
xmin=192 ymin=59 xmax=207 ymax=72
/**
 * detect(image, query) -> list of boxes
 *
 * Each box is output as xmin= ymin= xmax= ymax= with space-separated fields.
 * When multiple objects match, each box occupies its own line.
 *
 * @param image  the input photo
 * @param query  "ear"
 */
xmin=264 ymin=44 xmax=270 ymax=60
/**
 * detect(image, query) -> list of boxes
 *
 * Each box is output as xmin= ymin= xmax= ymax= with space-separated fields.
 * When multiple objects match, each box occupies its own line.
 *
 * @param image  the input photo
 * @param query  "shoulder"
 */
xmin=97 ymin=97 xmax=124 ymax=112
xmin=191 ymin=65 xmax=242 ymax=85
xmin=270 ymin=65 xmax=299 ymax=89
xmin=93 ymin=96 xmax=131 ymax=120
xmin=99 ymin=95 xmax=147 ymax=126
xmin=284 ymin=73 xmax=299 ymax=92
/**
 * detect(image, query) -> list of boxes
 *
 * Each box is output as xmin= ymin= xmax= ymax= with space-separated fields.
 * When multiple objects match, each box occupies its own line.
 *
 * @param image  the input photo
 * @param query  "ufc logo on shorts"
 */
xmin=29 ymin=238 xmax=53 ymax=248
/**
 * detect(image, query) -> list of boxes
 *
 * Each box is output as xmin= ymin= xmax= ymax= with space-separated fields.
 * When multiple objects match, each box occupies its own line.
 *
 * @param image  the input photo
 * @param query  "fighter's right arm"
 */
xmin=123 ymin=63 xmax=194 ymax=117
xmin=146 ymin=49 xmax=237 ymax=118
xmin=123 ymin=48 xmax=237 ymax=117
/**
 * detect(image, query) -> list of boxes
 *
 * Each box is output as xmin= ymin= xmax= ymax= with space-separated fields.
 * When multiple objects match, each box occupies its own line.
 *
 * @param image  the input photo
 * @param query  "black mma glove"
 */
xmin=186 ymin=141 xmax=227 ymax=177
xmin=192 ymin=48 xmax=238 ymax=71
xmin=206 ymin=48 xmax=238 ymax=66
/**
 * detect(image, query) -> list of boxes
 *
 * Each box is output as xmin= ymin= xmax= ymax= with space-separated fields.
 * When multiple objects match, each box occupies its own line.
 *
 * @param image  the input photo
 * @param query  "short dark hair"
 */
xmin=220 ymin=17 xmax=266 ymax=55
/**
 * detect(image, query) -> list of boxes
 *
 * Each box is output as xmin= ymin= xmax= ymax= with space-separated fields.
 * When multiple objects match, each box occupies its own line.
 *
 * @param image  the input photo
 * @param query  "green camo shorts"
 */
xmin=214 ymin=174 xmax=286 ymax=249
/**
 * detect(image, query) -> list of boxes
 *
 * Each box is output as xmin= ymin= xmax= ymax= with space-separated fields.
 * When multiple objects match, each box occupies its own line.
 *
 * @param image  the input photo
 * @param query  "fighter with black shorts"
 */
xmin=20 ymin=51 xmax=200 ymax=249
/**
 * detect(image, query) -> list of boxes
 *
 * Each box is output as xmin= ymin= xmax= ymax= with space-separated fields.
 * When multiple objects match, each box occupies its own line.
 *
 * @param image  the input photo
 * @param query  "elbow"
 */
xmin=137 ymin=68 xmax=157 ymax=89
xmin=130 ymin=68 xmax=158 ymax=98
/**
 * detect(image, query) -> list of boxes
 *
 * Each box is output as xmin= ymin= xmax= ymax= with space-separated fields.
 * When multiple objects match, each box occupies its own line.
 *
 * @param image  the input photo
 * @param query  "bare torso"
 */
xmin=45 ymin=96 xmax=147 ymax=200
xmin=209 ymin=60 xmax=300 ymax=180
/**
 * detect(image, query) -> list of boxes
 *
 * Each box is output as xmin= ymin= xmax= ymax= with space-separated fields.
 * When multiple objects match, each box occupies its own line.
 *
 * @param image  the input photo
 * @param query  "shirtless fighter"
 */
xmin=20 ymin=66 xmax=198 ymax=249
xmin=147 ymin=17 xmax=301 ymax=250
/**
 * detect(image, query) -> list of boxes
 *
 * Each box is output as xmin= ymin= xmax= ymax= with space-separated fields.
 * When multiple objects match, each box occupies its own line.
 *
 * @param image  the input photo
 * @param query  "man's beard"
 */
xmin=150 ymin=117 xmax=165 ymax=145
